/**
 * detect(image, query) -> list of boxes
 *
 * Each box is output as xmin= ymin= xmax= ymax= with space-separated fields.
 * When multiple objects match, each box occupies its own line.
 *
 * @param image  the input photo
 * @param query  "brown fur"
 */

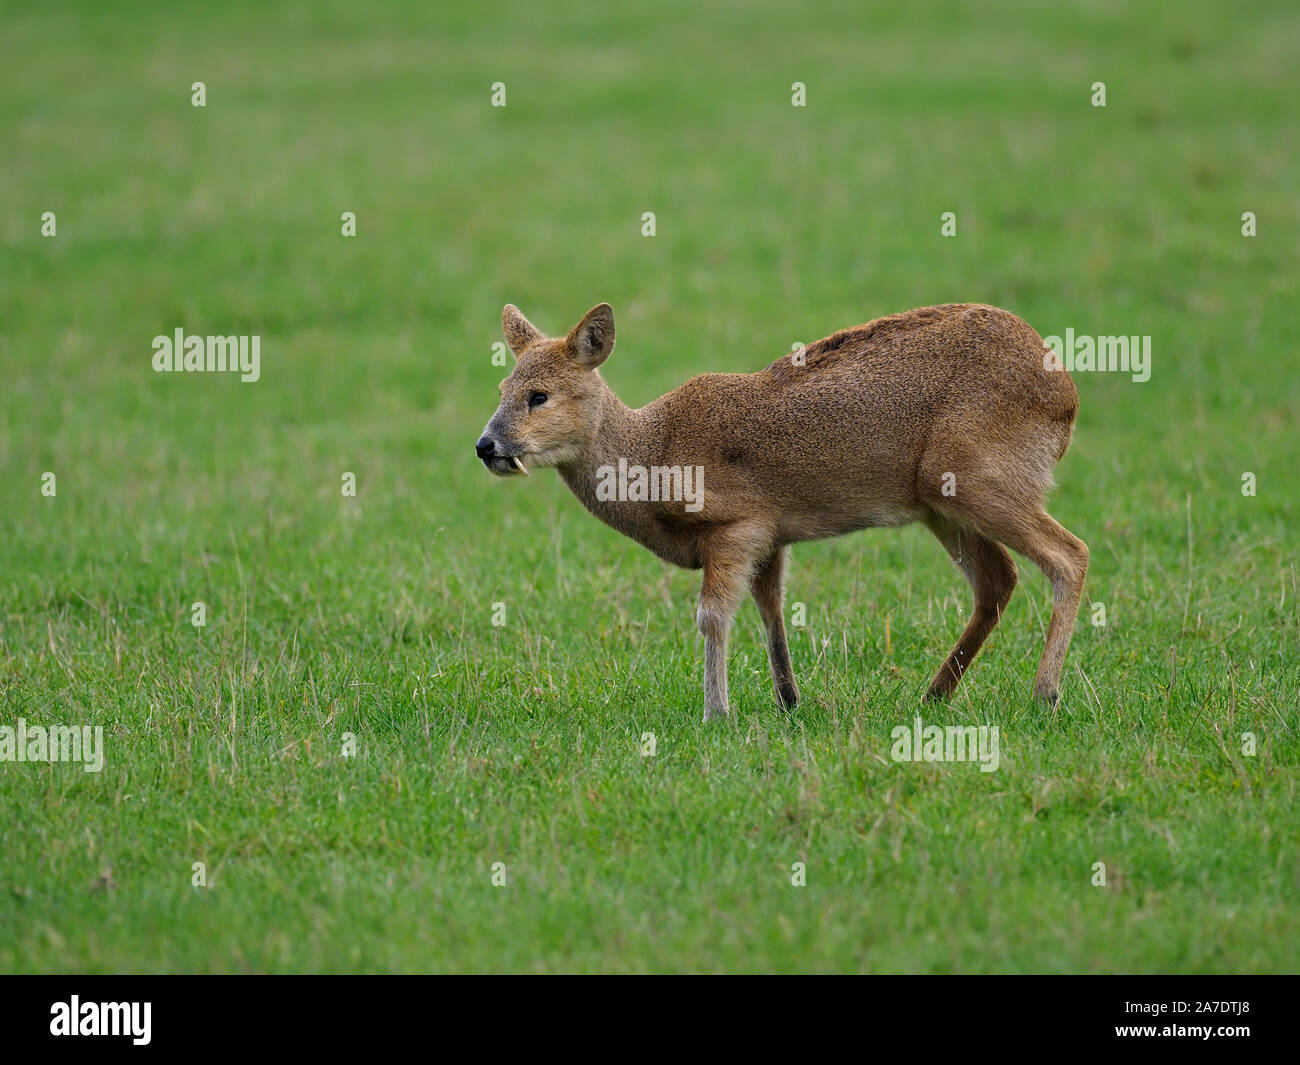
xmin=477 ymin=302 xmax=1088 ymax=719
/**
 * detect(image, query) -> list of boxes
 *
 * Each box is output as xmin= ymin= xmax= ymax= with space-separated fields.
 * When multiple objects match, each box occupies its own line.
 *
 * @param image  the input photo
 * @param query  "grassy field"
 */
xmin=1 ymin=0 xmax=1297 ymax=973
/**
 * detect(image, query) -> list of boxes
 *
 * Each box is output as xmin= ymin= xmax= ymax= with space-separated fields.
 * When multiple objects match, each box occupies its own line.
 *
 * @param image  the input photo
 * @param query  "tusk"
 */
xmin=512 ymin=455 xmax=529 ymax=476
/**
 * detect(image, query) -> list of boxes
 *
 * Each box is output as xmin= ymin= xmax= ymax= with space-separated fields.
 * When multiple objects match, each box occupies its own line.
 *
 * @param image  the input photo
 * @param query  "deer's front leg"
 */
xmin=698 ymin=526 xmax=769 ymax=722
xmin=751 ymin=546 xmax=799 ymax=709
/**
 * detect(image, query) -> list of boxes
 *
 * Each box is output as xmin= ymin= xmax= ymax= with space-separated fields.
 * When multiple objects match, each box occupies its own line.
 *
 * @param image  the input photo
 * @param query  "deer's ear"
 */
xmin=502 ymin=304 xmax=542 ymax=356
xmin=569 ymin=303 xmax=615 ymax=369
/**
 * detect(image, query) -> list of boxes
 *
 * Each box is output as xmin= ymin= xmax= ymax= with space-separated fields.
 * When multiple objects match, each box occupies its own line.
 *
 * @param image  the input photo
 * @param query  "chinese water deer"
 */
xmin=476 ymin=301 xmax=1088 ymax=721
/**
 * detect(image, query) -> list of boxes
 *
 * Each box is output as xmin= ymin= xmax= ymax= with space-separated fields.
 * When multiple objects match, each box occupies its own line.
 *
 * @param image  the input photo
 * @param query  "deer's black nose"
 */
xmin=475 ymin=436 xmax=496 ymax=460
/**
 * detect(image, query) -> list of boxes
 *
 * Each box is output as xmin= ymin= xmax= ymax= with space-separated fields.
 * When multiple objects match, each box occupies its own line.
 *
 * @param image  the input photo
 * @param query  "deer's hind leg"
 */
xmin=920 ymin=414 xmax=1088 ymax=704
xmin=930 ymin=496 xmax=1088 ymax=705
xmin=923 ymin=514 xmax=1018 ymax=701
xmin=992 ymin=509 xmax=1088 ymax=705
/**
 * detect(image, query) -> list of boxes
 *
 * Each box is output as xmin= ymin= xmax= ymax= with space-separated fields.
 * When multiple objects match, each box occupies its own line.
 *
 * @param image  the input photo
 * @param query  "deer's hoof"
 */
xmin=1034 ymin=686 xmax=1060 ymax=707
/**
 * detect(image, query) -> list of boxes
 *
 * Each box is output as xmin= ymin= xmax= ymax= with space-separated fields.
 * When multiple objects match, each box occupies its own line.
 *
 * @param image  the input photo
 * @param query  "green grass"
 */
xmin=1 ymin=0 xmax=1297 ymax=972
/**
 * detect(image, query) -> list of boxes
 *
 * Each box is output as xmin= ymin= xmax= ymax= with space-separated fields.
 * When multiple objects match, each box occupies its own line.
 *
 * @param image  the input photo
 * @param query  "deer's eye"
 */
xmin=528 ymin=391 xmax=549 ymax=409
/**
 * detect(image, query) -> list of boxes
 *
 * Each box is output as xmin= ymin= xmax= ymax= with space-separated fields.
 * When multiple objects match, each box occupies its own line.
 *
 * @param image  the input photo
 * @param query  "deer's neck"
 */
xmin=559 ymin=381 xmax=643 ymax=509
xmin=557 ymin=379 xmax=685 ymax=550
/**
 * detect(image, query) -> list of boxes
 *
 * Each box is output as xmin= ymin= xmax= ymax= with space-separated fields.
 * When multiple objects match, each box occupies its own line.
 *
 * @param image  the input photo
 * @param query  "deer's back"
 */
xmin=643 ymin=304 xmax=1077 ymax=540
